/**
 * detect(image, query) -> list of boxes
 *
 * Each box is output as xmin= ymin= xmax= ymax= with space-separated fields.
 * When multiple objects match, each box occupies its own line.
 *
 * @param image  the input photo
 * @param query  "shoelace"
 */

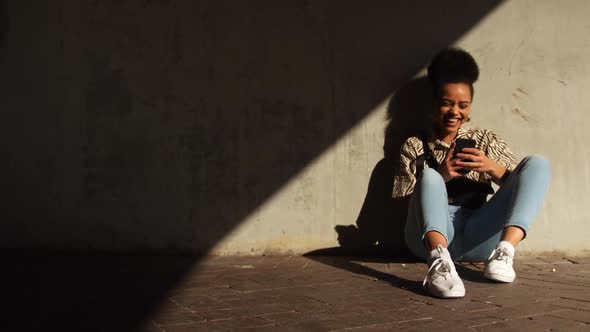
xmin=423 ymin=256 xmax=453 ymax=287
xmin=488 ymin=247 xmax=513 ymax=265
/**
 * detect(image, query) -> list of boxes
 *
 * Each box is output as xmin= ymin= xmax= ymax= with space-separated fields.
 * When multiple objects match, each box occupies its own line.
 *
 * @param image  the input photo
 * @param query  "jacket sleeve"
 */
xmin=483 ymin=130 xmax=518 ymax=172
xmin=392 ymin=138 xmax=418 ymax=198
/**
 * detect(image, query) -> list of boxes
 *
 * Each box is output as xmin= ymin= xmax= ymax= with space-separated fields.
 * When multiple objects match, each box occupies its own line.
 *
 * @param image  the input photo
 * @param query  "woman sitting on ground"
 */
xmin=392 ymin=48 xmax=551 ymax=298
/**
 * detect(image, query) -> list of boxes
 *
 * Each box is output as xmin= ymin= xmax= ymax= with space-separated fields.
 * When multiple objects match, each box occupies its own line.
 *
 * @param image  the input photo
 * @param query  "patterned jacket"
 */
xmin=392 ymin=127 xmax=518 ymax=198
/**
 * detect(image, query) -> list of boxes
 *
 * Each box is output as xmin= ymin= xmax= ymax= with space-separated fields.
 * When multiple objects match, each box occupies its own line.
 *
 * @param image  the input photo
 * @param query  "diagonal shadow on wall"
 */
xmin=0 ymin=0 xmax=503 ymax=330
xmin=308 ymin=76 xmax=435 ymax=257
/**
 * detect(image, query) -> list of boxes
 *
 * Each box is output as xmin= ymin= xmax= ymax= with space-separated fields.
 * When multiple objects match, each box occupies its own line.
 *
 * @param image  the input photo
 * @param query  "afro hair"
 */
xmin=427 ymin=48 xmax=479 ymax=88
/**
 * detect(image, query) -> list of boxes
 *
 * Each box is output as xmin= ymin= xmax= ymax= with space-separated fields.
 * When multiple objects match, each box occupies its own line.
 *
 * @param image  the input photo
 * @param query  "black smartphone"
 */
xmin=453 ymin=138 xmax=476 ymax=175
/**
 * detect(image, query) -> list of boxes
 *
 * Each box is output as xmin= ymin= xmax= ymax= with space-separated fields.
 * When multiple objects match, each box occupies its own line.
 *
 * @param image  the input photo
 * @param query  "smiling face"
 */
xmin=434 ymin=82 xmax=472 ymax=141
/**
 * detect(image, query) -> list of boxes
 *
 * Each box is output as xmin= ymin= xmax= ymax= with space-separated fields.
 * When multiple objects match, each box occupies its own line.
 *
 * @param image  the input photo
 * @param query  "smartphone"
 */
xmin=453 ymin=138 xmax=476 ymax=175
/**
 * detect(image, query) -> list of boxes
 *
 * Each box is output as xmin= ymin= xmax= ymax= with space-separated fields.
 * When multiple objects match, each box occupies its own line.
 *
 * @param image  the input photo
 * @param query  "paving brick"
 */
xmin=171 ymin=293 xmax=224 ymax=306
xmin=168 ymin=285 xmax=243 ymax=299
xmin=472 ymin=314 xmax=590 ymax=331
xmin=363 ymin=318 xmax=457 ymax=332
xmin=517 ymin=276 xmax=586 ymax=289
xmin=535 ymin=257 xmax=580 ymax=265
xmin=282 ymin=312 xmax=374 ymax=331
xmin=257 ymin=310 xmax=305 ymax=324
xmin=160 ymin=316 xmax=275 ymax=332
xmin=150 ymin=310 xmax=206 ymax=326
xmin=481 ymin=302 xmax=569 ymax=320
xmin=152 ymin=298 xmax=187 ymax=313
xmin=436 ymin=313 xmax=502 ymax=329
xmin=549 ymin=297 xmax=590 ymax=311
xmin=547 ymin=289 xmax=590 ymax=302
xmin=514 ymin=256 xmax=555 ymax=265
xmin=326 ymin=316 xmax=436 ymax=331
xmin=564 ymin=257 xmax=590 ymax=264
xmin=5 ymin=253 xmax=590 ymax=331
xmin=531 ymin=273 xmax=590 ymax=287
xmin=546 ymin=308 xmax=590 ymax=324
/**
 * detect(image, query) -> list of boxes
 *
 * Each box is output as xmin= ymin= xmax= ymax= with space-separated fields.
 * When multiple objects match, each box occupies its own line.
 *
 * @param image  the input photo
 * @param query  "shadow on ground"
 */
xmin=302 ymin=256 xmax=495 ymax=298
xmin=4 ymin=251 xmax=197 ymax=331
xmin=303 ymin=255 xmax=427 ymax=296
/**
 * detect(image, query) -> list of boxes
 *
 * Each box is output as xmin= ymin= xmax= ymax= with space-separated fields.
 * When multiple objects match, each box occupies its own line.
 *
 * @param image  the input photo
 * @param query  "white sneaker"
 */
xmin=484 ymin=246 xmax=516 ymax=283
xmin=423 ymin=245 xmax=465 ymax=298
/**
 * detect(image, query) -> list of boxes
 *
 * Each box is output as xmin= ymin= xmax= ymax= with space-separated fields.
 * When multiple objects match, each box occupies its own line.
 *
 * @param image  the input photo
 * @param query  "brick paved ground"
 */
xmin=5 ymin=253 xmax=590 ymax=331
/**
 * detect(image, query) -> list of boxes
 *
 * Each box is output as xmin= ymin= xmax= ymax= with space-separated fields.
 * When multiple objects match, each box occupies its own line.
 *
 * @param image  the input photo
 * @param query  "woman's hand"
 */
xmin=437 ymin=142 xmax=464 ymax=182
xmin=455 ymin=148 xmax=507 ymax=181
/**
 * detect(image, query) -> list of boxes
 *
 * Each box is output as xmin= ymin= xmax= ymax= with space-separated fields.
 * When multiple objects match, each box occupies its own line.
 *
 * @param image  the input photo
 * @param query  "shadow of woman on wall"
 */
xmin=306 ymin=76 xmax=433 ymax=258
xmin=303 ymin=77 xmax=434 ymax=295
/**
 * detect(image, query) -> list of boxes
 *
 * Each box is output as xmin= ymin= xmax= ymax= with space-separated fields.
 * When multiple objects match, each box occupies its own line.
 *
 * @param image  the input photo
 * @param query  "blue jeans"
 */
xmin=404 ymin=155 xmax=551 ymax=262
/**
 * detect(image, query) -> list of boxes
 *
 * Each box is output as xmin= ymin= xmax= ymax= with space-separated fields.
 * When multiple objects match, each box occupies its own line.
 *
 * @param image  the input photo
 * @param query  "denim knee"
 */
xmin=504 ymin=154 xmax=550 ymax=239
xmin=519 ymin=155 xmax=551 ymax=175
xmin=418 ymin=168 xmax=445 ymax=188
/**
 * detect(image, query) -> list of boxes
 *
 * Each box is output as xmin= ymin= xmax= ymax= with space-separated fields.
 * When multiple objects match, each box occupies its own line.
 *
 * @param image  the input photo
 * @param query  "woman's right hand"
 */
xmin=437 ymin=142 xmax=464 ymax=182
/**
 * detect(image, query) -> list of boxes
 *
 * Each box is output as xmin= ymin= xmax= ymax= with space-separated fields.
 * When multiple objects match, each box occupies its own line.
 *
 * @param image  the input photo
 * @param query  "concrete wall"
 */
xmin=1 ymin=0 xmax=588 ymax=255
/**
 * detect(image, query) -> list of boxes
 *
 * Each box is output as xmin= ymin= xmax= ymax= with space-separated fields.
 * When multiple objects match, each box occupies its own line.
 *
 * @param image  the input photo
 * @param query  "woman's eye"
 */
xmin=459 ymin=103 xmax=469 ymax=109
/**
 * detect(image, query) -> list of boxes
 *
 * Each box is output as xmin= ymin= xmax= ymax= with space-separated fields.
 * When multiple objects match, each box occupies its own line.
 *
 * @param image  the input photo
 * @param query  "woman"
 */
xmin=392 ymin=48 xmax=551 ymax=298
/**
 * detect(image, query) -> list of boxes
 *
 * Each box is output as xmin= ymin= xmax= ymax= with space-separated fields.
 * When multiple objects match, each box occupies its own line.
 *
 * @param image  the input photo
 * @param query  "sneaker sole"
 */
xmin=484 ymin=271 xmax=515 ymax=283
xmin=426 ymin=285 xmax=465 ymax=299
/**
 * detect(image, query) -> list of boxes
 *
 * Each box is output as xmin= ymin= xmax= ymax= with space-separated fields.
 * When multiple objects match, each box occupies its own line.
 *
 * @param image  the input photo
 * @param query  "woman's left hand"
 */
xmin=455 ymin=148 xmax=507 ymax=181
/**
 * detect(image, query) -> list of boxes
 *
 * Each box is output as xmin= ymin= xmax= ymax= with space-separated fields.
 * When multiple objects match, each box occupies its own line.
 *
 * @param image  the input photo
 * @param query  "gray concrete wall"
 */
xmin=1 ymin=0 xmax=587 ymax=255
